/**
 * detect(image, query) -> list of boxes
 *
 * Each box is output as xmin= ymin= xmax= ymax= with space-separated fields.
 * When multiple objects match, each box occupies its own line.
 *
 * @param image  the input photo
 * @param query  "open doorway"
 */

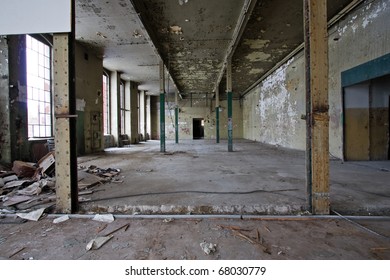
xmin=343 ymin=75 xmax=390 ymax=161
xmin=193 ymin=118 xmax=204 ymax=140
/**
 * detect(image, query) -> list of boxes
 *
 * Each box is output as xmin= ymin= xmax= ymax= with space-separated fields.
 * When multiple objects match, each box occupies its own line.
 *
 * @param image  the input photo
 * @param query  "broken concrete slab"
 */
xmin=12 ymin=161 xmax=36 ymax=178
xmin=3 ymin=195 xmax=32 ymax=207
xmin=92 ymin=214 xmax=115 ymax=223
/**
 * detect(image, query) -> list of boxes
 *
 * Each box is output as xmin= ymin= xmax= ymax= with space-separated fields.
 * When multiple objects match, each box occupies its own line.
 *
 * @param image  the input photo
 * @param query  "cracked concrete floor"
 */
xmin=76 ymin=139 xmax=390 ymax=215
xmin=0 ymin=215 xmax=389 ymax=260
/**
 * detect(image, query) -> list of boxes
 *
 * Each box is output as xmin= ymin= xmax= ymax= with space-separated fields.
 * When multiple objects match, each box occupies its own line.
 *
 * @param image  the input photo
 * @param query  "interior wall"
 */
xmin=0 ymin=36 xmax=11 ymax=164
xmin=242 ymin=0 xmax=390 ymax=158
xmin=163 ymin=98 xmax=243 ymax=141
xmin=75 ymin=43 xmax=104 ymax=154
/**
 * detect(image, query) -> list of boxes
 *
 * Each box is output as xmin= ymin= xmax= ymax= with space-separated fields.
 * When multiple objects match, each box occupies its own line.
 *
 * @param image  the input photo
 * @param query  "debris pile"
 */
xmin=0 ymin=153 xmax=121 ymax=214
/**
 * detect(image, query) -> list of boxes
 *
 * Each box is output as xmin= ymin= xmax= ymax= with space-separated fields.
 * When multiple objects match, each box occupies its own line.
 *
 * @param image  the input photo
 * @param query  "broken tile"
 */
xmin=86 ymin=235 xmax=113 ymax=251
xmin=53 ymin=215 xmax=70 ymax=224
xmin=92 ymin=214 xmax=115 ymax=223
xmin=200 ymin=241 xmax=217 ymax=255
xmin=3 ymin=195 xmax=32 ymax=207
xmin=17 ymin=182 xmax=42 ymax=196
xmin=16 ymin=208 xmax=45 ymax=221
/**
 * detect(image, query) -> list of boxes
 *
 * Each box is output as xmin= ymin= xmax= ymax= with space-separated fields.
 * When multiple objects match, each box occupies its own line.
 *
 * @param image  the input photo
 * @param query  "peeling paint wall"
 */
xmin=0 ymin=36 xmax=11 ymax=164
xmin=243 ymin=0 xmax=390 ymax=158
xmin=75 ymin=43 xmax=104 ymax=154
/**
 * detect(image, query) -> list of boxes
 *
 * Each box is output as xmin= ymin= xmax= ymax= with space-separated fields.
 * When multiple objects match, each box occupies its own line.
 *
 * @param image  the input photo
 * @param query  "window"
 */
xmin=26 ymin=35 xmax=52 ymax=138
xmin=120 ymin=81 xmax=125 ymax=134
xmin=102 ymin=72 xmax=110 ymax=134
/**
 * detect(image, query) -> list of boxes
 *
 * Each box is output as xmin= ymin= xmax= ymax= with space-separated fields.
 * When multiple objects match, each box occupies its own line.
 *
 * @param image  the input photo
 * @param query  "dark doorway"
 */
xmin=193 ymin=118 xmax=204 ymax=140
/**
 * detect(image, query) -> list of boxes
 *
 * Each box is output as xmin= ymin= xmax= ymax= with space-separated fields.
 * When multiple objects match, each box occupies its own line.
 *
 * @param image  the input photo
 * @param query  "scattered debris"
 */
xmin=16 ymin=207 xmax=45 ymax=222
xmin=3 ymin=196 xmax=32 ymax=207
xmin=219 ymin=225 xmax=271 ymax=254
xmin=2 ymin=175 xmax=19 ymax=185
xmin=12 ymin=161 xmax=36 ymax=178
xmin=200 ymin=241 xmax=217 ymax=255
xmin=103 ymin=223 xmax=130 ymax=237
xmin=163 ymin=218 xmax=174 ymax=223
xmin=17 ymin=182 xmax=42 ymax=196
xmin=96 ymin=224 xmax=107 ymax=233
xmin=92 ymin=214 xmax=115 ymax=223
xmin=136 ymin=169 xmax=153 ymax=173
xmin=8 ymin=247 xmax=26 ymax=258
xmin=37 ymin=152 xmax=55 ymax=176
xmin=86 ymin=235 xmax=113 ymax=251
xmin=53 ymin=215 xmax=70 ymax=224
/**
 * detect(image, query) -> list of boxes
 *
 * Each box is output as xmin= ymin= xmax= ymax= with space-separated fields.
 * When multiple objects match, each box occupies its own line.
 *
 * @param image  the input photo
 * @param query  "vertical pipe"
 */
xmin=304 ymin=0 xmax=312 ymax=212
xmin=175 ymin=90 xmax=179 ymax=144
xmin=159 ymin=61 xmax=165 ymax=152
xmin=227 ymin=58 xmax=233 ymax=152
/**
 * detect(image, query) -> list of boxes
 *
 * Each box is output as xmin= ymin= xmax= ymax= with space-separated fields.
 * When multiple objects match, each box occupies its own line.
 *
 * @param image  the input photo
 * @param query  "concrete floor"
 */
xmin=0 ymin=215 xmax=389 ymax=260
xmin=76 ymin=139 xmax=390 ymax=216
xmin=1 ymin=140 xmax=390 ymax=260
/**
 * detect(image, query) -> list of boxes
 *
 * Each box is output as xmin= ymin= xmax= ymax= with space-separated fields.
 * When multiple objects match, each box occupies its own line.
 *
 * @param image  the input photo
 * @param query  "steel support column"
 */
xmin=175 ymin=90 xmax=179 ymax=144
xmin=159 ymin=60 xmax=165 ymax=152
xmin=304 ymin=0 xmax=330 ymax=214
xmin=53 ymin=1 xmax=78 ymax=213
xmin=216 ymin=88 xmax=220 ymax=143
xmin=227 ymin=59 xmax=233 ymax=152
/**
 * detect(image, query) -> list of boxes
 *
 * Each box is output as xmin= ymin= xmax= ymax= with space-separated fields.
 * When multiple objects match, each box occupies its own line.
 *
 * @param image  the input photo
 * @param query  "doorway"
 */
xmin=193 ymin=118 xmax=204 ymax=140
xmin=343 ymin=75 xmax=390 ymax=161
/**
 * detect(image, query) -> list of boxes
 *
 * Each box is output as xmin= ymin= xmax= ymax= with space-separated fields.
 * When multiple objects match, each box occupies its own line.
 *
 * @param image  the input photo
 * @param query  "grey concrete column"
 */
xmin=146 ymin=94 xmax=151 ymax=140
xmin=110 ymin=71 xmax=121 ymax=147
xmin=124 ymin=81 xmax=131 ymax=137
xmin=139 ymin=90 xmax=146 ymax=141
xmin=130 ymin=81 xmax=139 ymax=144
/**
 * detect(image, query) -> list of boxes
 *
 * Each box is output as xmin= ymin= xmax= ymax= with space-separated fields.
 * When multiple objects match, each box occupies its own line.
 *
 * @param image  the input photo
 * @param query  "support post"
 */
xmin=175 ymin=90 xmax=179 ymax=144
xmin=53 ymin=0 xmax=78 ymax=213
xmin=304 ymin=0 xmax=329 ymax=214
xmin=159 ymin=60 xmax=165 ymax=152
xmin=216 ymin=88 xmax=220 ymax=143
xmin=227 ymin=58 xmax=233 ymax=152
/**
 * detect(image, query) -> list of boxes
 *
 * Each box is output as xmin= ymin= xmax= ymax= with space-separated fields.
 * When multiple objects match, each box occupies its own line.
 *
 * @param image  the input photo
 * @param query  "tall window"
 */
xmin=102 ymin=72 xmax=110 ymax=134
xmin=26 ymin=35 xmax=52 ymax=138
xmin=120 ymin=81 xmax=125 ymax=134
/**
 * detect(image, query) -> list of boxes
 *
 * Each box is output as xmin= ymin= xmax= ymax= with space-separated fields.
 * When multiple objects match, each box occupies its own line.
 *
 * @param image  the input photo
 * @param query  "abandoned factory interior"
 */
xmin=0 ymin=0 xmax=389 ymax=260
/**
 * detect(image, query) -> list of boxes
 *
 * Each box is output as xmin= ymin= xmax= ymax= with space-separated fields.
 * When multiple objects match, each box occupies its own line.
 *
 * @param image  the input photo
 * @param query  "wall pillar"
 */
xmin=130 ymin=81 xmax=139 ymax=144
xmin=304 ymin=0 xmax=330 ymax=214
xmin=146 ymin=94 xmax=151 ymax=140
xmin=110 ymin=71 xmax=121 ymax=147
xmin=53 ymin=33 xmax=78 ymax=213
xmin=139 ymin=90 xmax=146 ymax=141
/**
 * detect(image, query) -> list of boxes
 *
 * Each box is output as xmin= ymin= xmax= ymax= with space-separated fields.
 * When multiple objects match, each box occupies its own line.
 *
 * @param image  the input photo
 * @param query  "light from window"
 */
xmin=26 ymin=35 xmax=52 ymax=138
xmin=103 ymin=73 xmax=110 ymax=134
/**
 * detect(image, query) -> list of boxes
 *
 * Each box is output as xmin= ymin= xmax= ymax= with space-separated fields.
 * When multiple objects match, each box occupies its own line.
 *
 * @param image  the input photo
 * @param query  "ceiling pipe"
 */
xmin=240 ymin=0 xmax=366 ymax=99
xmin=212 ymin=0 xmax=258 ymax=93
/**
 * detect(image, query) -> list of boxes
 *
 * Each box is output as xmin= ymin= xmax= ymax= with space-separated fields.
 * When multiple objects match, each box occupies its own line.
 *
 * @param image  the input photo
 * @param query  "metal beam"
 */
xmin=213 ymin=0 xmax=258 ymax=93
xmin=304 ymin=0 xmax=329 ymax=215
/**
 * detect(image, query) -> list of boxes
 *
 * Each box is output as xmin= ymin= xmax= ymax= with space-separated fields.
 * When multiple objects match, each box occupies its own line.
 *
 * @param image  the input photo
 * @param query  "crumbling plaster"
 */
xmin=242 ymin=0 xmax=390 ymax=158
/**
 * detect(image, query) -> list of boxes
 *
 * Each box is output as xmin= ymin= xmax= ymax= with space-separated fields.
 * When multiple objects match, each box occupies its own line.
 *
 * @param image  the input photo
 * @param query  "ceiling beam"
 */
xmin=212 ymin=0 xmax=258 ymax=93
xmin=129 ymin=0 xmax=180 ymax=94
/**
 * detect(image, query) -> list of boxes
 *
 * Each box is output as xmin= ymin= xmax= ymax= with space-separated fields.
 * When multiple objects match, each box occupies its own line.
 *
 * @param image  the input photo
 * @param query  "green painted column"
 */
xmin=175 ymin=106 xmax=179 ymax=144
xmin=227 ymin=58 xmax=233 ymax=152
xmin=160 ymin=93 xmax=165 ymax=152
xmin=227 ymin=91 xmax=233 ymax=152
xmin=159 ymin=60 xmax=165 ymax=152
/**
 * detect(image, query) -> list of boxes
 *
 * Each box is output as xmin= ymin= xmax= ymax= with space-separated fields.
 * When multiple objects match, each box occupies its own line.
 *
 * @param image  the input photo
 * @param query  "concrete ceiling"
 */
xmin=76 ymin=0 xmax=355 ymax=98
